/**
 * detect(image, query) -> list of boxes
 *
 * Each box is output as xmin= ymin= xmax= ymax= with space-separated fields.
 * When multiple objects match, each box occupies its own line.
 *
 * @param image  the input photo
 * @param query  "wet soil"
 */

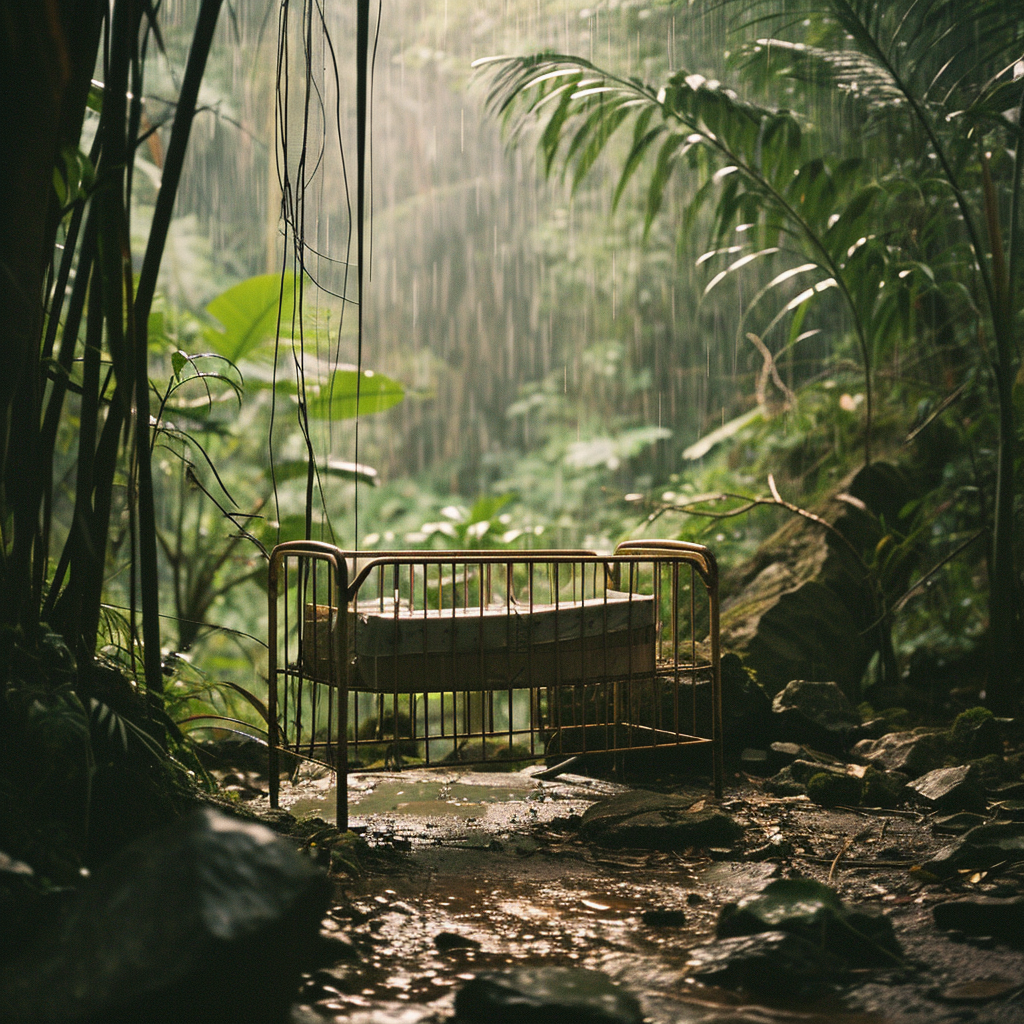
xmin=240 ymin=767 xmax=1024 ymax=1024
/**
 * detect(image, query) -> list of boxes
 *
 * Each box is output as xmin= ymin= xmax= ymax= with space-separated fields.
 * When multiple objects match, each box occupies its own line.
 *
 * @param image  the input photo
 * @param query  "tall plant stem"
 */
xmin=133 ymin=0 xmax=224 ymax=690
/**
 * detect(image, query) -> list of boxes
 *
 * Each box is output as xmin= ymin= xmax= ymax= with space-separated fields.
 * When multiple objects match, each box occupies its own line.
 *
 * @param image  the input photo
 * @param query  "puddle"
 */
xmin=279 ymin=767 xmax=614 ymax=831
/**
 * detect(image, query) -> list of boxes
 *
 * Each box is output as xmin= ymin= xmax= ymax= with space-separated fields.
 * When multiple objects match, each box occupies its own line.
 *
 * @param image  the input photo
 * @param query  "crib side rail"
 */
xmin=267 ymin=542 xmax=349 ymax=815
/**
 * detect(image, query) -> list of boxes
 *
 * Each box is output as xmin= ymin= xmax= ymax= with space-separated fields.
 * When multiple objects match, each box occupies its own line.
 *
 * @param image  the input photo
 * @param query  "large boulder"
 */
xmin=719 ymin=463 xmax=914 ymax=699
xmin=2 ymin=808 xmax=331 ymax=1023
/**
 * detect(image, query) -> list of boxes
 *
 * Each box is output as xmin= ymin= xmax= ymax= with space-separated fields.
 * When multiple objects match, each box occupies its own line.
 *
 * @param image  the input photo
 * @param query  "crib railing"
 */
xmin=267 ymin=541 xmax=722 ymax=827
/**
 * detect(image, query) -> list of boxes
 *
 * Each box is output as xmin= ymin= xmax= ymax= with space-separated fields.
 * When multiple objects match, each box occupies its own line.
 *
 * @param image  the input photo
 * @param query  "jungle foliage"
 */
xmin=0 ymin=0 xmax=394 ymax=875
xmin=478 ymin=0 xmax=1024 ymax=710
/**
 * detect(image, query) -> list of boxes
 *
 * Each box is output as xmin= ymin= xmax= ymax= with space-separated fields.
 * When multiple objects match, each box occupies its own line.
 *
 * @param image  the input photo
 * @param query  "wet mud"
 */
xmin=251 ymin=768 xmax=1024 ymax=1024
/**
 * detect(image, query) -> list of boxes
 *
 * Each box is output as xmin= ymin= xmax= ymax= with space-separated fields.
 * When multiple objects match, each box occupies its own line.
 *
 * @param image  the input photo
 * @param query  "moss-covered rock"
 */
xmin=947 ymin=707 xmax=1000 ymax=760
xmin=719 ymin=463 xmax=916 ymax=699
xmin=806 ymin=771 xmax=864 ymax=808
xmin=860 ymin=766 xmax=904 ymax=808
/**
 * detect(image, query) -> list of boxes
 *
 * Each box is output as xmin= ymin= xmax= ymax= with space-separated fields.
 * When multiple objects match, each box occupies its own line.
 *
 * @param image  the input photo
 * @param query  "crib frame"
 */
xmin=267 ymin=540 xmax=722 ymax=828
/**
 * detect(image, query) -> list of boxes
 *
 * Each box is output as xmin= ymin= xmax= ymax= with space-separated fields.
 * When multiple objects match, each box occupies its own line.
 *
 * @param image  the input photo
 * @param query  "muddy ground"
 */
xmin=234 ymin=765 xmax=1024 ymax=1024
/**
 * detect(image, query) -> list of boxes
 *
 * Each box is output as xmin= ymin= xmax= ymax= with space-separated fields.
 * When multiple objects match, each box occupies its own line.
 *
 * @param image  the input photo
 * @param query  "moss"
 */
xmin=947 ymin=706 xmax=999 ymax=760
xmin=949 ymin=705 xmax=993 ymax=739
xmin=806 ymin=771 xmax=863 ymax=808
xmin=878 ymin=707 xmax=911 ymax=730
xmin=860 ymin=766 xmax=902 ymax=808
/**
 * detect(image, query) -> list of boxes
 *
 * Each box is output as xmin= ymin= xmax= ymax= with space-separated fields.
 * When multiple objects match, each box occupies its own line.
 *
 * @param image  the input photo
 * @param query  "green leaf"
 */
xmin=682 ymin=406 xmax=763 ymax=461
xmin=171 ymin=351 xmax=188 ymax=379
xmin=203 ymin=272 xmax=296 ymax=363
xmin=272 ymin=458 xmax=380 ymax=486
xmin=306 ymin=368 xmax=404 ymax=420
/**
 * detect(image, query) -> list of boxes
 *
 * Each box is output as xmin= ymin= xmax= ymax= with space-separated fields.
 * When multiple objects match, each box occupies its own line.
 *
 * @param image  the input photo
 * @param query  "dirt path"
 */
xmin=258 ymin=768 xmax=1024 ymax=1024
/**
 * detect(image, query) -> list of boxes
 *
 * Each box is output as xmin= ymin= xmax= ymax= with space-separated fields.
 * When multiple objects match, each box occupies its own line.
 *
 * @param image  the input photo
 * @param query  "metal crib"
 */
xmin=267 ymin=540 xmax=722 ymax=828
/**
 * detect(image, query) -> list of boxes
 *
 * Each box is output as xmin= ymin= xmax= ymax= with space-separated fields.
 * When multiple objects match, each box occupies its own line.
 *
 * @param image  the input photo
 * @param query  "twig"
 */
xmin=829 ymin=836 xmax=855 ymax=883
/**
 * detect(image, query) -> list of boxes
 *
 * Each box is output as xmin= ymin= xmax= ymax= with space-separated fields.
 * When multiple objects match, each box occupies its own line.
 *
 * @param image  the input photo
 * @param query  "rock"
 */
xmin=947 ymin=707 xmax=1001 ymax=760
xmin=719 ymin=463 xmax=915 ymax=698
xmin=589 ymin=807 xmax=742 ymax=851
xmin=937 ymin=978 xmax=1023 ymax=1004
xmin=771 ymin=680 xmax=860 ymax=753
xmin=851 ymin=730 xmax=947 ymax=778
xmin=719 ymin=653 xmax=774 ymax=755
xmin=2 ymin=808 xmax=330 ymax=1023
xmin=764 ymin=758 xmax=847 ymax=797
xmin=454 ymin=967 xmax=643 ymax=1024
xmin=924 ymin=821 xmax=1024 ymax=877
xmin=859 ymin=766 xmax=907 ymax=808
xmin=680 ymin=654 xmax=774 ymax=762
xmin=933 ymin=896 xmax=1024 ymax=947
xmin=686 ymin=930 xmax=846 ymax=997
xmin=806 ymin=771 xmax=864 ymax=808
xmin=578 ymin=790 xmax=705 ymax=833
xmin=435 ymin=931 xmax=481 ymax=952
xmin=906 ymin=765 xmax=985 ymax=814
xmin=716 ymin=877 xmax=901 ymax=967
xmin=767 ymin=742 xmax=844 ymax=773
xmin=641 ymin=908 xmax=687 ymax=927
xmin=768 ymin=741 xmax=803 ymax=769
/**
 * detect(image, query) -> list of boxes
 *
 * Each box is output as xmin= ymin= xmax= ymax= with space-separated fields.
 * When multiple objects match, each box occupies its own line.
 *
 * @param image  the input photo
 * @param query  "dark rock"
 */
xmin=641 ymin=908 xmax=687 ymax=927
xmin=806 ymin=771 xmax=863 ymax=808
xmin=763 ymin=768 xmax=810 ymax=797
xmin=435 ymin=931 xmax=482 ymax=952
xmin=683 ymin=654 xmax=773 ymax=762
xmin=718 ymin=463 xmax=915 ymax=698
xmin=947 ymin=707 xmax=1001 ymax=760
xmin=578 ymin=790 xmax=705 ymax=834
xmin=860 ymin=766 xmax=906 ymax=808
xmin=857 ymin=717 xmax=893 ymax=740
xmin=768 ymin=742 xmax=803 ymax=769
xmin=851 ymin=730 xmax=947 ymax=778
xmin=716 ymin=877 xmax=901 ymax=967
xmin=720 ymin=653 xmax=773 ymax=754
xmin=739 ymin=748 xmax=770 ymax=774
xmin=454 ymin=967 xmax=643 ymax=1024
xmin=686 ymin=930 xmax=845 ymax=997
xmin=764 ymin=758 xmax=847 ymax=797
xmin=2 ymin=808 xmax=330 ymax=1023
xmin=589 ymin=807 xmax=742 ymax=851
xmin=766 ymin=742 xmax=844 ymax=773
xmin=906 ymin=765 xmax=986 ymax=814
xmin=925 ymin=821 xmax=1024 ymax=877
xmin=771 ymin=680 xmax=860 ymax=753
xmin=932 ymin=896 xmax=1024 ymax=947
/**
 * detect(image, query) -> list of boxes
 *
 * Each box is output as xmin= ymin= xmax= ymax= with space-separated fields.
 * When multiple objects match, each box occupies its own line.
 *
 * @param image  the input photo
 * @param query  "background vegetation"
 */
xmin=0 ymin=0 xmax=1020 ymax=880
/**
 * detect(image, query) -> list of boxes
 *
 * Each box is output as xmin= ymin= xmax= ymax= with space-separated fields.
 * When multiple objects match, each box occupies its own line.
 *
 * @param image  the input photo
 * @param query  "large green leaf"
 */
xmin=306 ymin=368 xmax=404 ymax=420
xmin=203 ymin=272 xmax=296 ymax=363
